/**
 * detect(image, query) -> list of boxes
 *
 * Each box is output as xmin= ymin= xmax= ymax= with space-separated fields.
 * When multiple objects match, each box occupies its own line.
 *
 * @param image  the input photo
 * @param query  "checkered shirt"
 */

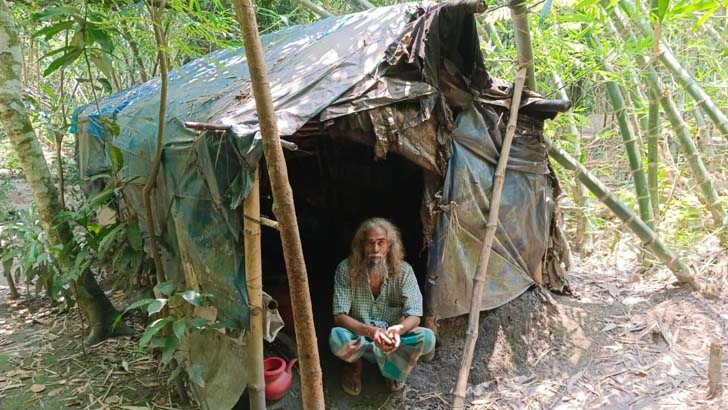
xmin=332 ymin=258 xmax=423 ymax=329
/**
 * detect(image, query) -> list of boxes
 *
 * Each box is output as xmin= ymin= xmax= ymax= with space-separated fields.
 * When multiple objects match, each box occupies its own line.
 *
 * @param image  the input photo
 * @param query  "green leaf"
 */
xmin=43 ymin=47 xmax=83 ymax=77
xmin=181 ymin=290 xmax=204 ymax=307
xmin=87 ymin=189 xmax=114 ymax=209
xmin=538 ymin=0 xmax=554 ymax=26
xmin=189 ymin=317 xmax=209 ymax=329
xmin=146 ymin=299 xmax=168 ymax=315
xmin=97 ymin=223 xmax=125 ymax=258
xmin=155 ymin=280 xmax=175 ymax=297
xmin=140 ymin=317 xmax=174 ymax=347
xmin=109 ymin=144 xmax=124 ymax=172
xmin=161 ymin=336 xmax=179 ymax=365
xmin=173 ymin=318 xmax=187 ymax=340
xmin=33 ymin=6 xmax=82 ymax=22
xmin=98 ymin=78 xmax=113 ymax=94
xmin=126 ymin=219 xmax=143 ymax=251
xmin=186 ymin=363 xmax=206 ymax=387
xmin=32 ymin=20 xmax=75 ymax=40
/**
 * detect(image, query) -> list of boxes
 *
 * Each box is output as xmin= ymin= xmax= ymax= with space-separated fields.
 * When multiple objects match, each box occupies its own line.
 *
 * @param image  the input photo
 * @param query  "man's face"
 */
xmin=364 ymin=227 xmax=389 ymax=264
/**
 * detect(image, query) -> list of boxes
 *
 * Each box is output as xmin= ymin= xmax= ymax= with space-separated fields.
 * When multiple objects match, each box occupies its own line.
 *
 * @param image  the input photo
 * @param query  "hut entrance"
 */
xmin=259 ymin=134 xmax=429 ymax=337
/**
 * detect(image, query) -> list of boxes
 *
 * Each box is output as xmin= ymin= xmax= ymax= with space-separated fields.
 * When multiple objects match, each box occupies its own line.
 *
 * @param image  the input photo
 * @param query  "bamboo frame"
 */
xmin=244 ymin=171 xmax=265 ymax=409
xmin=452 ymin=66 xmax=528 ymax=410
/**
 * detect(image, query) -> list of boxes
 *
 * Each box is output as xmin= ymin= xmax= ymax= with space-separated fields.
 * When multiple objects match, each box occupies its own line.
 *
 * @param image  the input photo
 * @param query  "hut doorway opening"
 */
xmin=259 ymin=134 xmax=430 ymax=338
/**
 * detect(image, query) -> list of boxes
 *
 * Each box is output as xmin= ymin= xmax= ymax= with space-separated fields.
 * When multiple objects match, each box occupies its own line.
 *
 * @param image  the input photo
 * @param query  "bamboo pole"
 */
xmin=604 ymin=13 xmax=726 ymax=227
xmin=298 ymin=0 xmax=334 ymax=18
xmin=231 ymin=1 xmax=325 ymax=409
xmin=244 ymin=170 xmax=265 ymax=410
xmin=647 ymin=88 xmax=660 ymax=223
xmin=553 ymin=73 xmax=588 ymax=251
xmin=593 ymin=42 xmax=655 ymax=229
xmin=452 ymin=66 xmax=528 ymax=410
xmin=544 ymin=137 xmax=699 ymax=289
xmin=510 ymin=0 xmax=536 ymax=91
xmin=617 ymin=0 xmax=728 ymax=139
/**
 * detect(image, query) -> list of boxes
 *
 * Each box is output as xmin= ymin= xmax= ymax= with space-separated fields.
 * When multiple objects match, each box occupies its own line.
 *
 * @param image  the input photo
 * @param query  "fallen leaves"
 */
xmin=29 ymin=383 xmax=46 ymax=393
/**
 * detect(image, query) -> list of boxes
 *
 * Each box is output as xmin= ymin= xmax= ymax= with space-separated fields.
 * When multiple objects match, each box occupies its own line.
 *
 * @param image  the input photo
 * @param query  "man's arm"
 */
xmin=334 ymin=313 xmax=378 ymax=338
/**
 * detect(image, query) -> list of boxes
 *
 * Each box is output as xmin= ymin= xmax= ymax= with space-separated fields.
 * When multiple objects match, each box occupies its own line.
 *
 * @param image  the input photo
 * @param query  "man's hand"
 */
xmin=372 ymin=328 xmax=397 ymax=353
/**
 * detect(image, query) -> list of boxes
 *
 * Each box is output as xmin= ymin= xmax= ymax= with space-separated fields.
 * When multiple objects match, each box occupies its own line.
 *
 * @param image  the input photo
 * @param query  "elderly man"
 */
xmin=329 ymin=217 xmax=435 ymax=395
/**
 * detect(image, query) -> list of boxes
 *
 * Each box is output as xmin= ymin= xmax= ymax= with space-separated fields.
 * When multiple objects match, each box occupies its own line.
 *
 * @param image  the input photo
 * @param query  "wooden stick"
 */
xmin=244 ymin=214 xmax=280 ymax=231
xmin=183 ymin=121 xmax=299 ymax=151
xmin=298 ymin=0 xmax=334 ymax=18
xmin=232 ymin=1 xmax=325 ymax=408
xmin=452 ymin=66 xmax=528 ymax=410
xmin=243 ymin=170 xmax=265 ymax=409
xmin=708 ymin=340 xmax=723 ymax=399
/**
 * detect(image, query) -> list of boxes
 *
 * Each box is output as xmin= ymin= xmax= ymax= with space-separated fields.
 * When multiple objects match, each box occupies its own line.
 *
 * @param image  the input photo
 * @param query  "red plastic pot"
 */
xmin=263 ymin=356 xmax=297 ymax=401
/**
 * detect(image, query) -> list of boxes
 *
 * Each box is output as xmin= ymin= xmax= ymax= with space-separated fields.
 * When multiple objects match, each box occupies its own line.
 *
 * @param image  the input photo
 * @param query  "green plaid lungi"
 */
xmin=329 ymin=326 xmax=435 ymax=381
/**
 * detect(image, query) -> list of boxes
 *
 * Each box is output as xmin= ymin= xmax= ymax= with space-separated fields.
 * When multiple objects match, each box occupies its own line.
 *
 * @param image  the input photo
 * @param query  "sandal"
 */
xmin=341 ymin=359 xmax=363 ymax=396
xmin=385 ymin=378 xmax=405 ymax=392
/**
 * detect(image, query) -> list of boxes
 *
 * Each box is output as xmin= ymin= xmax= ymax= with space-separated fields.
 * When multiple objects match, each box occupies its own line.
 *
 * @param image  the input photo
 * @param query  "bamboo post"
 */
xmin=708 ymin=340 xmax=723 ymax=399
xmin=452 ymin=66 xmax=528 ymax=410
xmin=545 ymin=136 xmax=699 ymax=290
xmin=231 ymin=1 xmax=325 ymax=408
xmin=298 ymin=0 xmax=334 ymax=18
xmin=244 ymin=170 xmax=265 ymax=410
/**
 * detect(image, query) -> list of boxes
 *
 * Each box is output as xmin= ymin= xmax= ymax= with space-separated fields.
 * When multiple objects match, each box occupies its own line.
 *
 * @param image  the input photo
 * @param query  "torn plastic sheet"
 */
xmin=426 ymin=104 xmax=554 ymax=319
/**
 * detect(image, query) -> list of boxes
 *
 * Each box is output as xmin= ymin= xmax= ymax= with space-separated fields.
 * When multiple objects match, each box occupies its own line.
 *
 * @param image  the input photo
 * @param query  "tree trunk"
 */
xmin=0 ymin=0 xmax=128 ymax=344
xmin=231 ymin=1 xmax=325 ymax=409
xmin=2 ymin=256 xmax=19 ymax=299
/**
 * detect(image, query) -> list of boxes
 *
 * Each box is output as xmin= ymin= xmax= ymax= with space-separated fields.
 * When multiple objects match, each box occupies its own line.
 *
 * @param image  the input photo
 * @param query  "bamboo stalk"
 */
xmin=244 ymin=171 xmax=265 ymax=410
xmin=298 ymin=0 xmax=334 ymax=18
xmin=553 ymin=73 xmax=588 ymax=252
xmin=594 ymin=44 xmax=655 ymax=229
xmin=617 ymin=0 xmax=728 ymax=139
xmin=604 ymin=13 xmax=726 ymax=227
xmin=452 ymin=66 xmax=528 ymax=410
xmin=510 ymin=0 xmax=536 ymax=91
xmin=232 ymin=1 xmax=325 ymax=408
xmin=544 ymin=137 xmax=699 ymax=289
xmin=647 ymin=88 xmax=660 ymax=223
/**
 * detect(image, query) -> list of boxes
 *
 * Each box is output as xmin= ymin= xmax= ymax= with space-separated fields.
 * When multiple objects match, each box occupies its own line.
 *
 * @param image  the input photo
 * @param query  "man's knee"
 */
xmin=410 ymin=327 xmax=436 ymax=355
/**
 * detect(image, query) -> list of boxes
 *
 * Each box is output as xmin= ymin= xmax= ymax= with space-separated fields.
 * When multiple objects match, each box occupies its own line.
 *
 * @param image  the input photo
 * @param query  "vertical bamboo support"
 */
xmin=452 ymin=67 xmax=528 ymax=410
xmin=231 ymin=1 xmax=325 ymax=408
xmin=244 ymin=170 xmax=265 ymax=410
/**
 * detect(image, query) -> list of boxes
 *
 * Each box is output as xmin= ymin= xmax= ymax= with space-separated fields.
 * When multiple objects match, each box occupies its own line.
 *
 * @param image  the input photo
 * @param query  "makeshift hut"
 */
xmin=71 ymin=0 xmax=569 ymax=406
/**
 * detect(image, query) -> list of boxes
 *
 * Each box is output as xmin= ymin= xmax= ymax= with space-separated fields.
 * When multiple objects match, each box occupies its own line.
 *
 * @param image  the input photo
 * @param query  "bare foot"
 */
xmin=385 ymin=377 xmax=405 ymax=392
